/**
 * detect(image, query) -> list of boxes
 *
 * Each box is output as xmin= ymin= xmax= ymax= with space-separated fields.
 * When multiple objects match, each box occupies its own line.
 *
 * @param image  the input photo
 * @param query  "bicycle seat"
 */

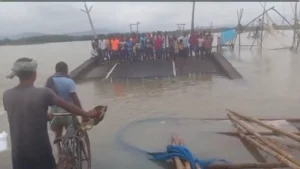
xmin=53 ymin=126 xmax=77 ymax=144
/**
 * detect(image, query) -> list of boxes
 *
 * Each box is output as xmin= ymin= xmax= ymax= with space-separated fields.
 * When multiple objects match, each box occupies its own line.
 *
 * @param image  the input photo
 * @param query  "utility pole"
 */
xmin=177 ymin=24 xmax=186 ymax=31
xmin=129 ymin=24 xmax=133 ymax=32
xmin=191 ymin=1 xmax=195 ymax=33
xmin=80 ymin=1 xmax=96 ymax=38
xmin=129 ymin=22 xmax=140 ymax=33
xmin=136 ymin=22 xmax=140 ymax=33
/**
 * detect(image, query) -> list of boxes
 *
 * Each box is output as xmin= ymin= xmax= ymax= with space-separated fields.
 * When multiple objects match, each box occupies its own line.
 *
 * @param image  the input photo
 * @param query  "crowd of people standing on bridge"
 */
xmin=91 ymin=30 xmax=214 ymax=64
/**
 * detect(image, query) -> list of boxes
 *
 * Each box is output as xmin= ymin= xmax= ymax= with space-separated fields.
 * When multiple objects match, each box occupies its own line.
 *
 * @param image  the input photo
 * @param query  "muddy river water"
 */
xmin=0 ymin=31 xmax=300 ymax=168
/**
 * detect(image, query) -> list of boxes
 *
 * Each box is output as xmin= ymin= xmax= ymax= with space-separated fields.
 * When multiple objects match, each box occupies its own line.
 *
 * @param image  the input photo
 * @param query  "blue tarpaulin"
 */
xmin=220 ymin=29 xmax=236 ymax=44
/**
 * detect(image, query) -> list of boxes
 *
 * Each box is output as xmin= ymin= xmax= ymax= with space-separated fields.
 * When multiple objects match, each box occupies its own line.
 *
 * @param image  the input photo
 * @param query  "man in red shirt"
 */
xmin=154 ymin=33 xmax=163 ymax=60
xmin=189 ymin=31 xmax=198 ymax=58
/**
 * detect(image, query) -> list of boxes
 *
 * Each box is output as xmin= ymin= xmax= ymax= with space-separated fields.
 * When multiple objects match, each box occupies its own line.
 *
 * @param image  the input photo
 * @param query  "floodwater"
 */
xmin=0 ymin=31 xmax=300 ymax=169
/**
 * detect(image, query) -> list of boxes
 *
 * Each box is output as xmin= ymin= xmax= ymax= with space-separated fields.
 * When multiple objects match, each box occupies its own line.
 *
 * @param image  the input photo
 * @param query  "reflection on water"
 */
xmin=88 ymin=73 xmax=213 ymax=99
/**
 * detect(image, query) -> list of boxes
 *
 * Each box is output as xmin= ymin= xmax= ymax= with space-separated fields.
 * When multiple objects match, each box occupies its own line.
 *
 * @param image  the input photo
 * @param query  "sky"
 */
xmin=0 ymin=2 xmax=295 ymax=36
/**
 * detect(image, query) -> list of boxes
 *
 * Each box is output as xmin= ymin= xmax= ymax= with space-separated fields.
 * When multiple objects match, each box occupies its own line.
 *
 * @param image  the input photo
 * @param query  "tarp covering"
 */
xmin=220 ymin=29 xmax=236 ymax=44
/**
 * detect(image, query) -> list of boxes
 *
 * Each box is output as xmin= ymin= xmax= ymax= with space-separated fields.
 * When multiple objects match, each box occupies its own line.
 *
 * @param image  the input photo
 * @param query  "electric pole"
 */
xmin=136 ymin=22 xmax=140 ymax=33
xmin=80 ymin=1 xmax=97 ymax=38
xmin=191 ymin=1 xmax=195 ymax=33
xmin=129 ymin=22 xmax=140 ymax=33
xmin=129 ymin=24 xmax=133 ymax=32
xmin=177 ymin=24 xmax=186 ymax=31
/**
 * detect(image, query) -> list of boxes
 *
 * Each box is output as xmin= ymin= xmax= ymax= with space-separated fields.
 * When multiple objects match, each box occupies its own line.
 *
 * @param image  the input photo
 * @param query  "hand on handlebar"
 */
xmin=86 ymin=109 xmax=101 ymax=118
xmin=47 ymin=113 xmax=54 ymax=121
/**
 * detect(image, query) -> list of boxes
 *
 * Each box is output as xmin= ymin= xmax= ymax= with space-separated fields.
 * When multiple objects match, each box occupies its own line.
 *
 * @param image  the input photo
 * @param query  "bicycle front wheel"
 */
xmin=76 ymin=131 xmax=91 ymax=169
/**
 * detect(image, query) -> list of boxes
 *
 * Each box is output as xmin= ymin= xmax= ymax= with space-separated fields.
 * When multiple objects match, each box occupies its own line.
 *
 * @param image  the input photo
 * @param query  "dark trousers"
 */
xmin=163 ymin=47 xmax=169 ymax=60
xmin=179 ymin=49 xmax=186 ymax=58
xmin=12 ymin=154 xmax=56 ymax=169
xmin=155 ymin=48 xmax=163 ymax=59
xmin=146 ymin=47 xmax=153 ymax=59
xmin=120 ymin=49 xmax=126 ymax=61
xmin=111 ymin=50 xmax=119 ymax=62
xmin=96 ymin=49 xmax=105 ymax=64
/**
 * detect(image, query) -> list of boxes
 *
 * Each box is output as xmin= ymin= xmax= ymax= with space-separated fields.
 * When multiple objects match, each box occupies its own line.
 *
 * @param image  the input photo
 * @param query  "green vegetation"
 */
xmin=0 ymin=35 xmax=95 ymax=46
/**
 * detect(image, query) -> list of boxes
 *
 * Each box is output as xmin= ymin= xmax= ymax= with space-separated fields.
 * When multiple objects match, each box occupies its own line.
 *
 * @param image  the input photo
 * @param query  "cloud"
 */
xmin=0 ymin=2 xmax=294 ymax=36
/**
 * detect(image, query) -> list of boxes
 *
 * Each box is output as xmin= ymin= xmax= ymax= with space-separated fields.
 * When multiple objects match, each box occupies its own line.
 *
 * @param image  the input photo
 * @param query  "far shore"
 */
xmin=0 ymin=25 xmax=295 ymax=47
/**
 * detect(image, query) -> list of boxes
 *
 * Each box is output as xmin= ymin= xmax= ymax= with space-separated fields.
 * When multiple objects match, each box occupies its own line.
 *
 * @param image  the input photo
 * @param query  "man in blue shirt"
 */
xmin=45 ymin=61 xmax=86 ymax=159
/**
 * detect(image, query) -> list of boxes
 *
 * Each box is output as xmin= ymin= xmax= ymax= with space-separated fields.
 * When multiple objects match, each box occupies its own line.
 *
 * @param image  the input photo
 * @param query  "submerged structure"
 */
xmin=69 ymin=52 xmax=242 ymax=83
xmin=70 ymin=2 xmax=300 ymax=82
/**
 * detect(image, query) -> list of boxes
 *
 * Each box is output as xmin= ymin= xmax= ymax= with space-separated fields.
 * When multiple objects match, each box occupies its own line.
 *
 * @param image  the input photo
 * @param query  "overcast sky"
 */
xmin=0 ymin=2 xmax=294 ymax=36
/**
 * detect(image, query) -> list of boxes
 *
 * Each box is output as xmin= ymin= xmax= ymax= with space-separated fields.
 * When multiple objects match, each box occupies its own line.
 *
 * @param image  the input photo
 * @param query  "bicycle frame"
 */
xmin=53 ymin=113 xmax=91 ymax=169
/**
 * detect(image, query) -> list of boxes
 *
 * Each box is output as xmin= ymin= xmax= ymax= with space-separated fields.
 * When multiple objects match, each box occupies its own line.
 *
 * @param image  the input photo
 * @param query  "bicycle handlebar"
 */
xmin=52 ymin=113 xmax=73 ymax=116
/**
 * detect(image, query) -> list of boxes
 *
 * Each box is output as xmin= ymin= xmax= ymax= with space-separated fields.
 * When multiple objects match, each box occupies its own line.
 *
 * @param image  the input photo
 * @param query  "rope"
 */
xmin=148 ymin=145 xmax=230 ymax=169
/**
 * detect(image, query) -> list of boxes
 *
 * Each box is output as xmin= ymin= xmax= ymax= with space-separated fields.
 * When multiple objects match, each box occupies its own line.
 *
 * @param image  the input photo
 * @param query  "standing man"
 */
xmin=182 ymin=32 xmax=189 ymax=59
xmin=154 ymin=33 xmax=163 ymax=60
xmin=3 ymin=58 xmax=101 ymax=169
xmin=189 ymin=31 xmax=198 ymax=58
xmin=111 ymin=36 xmax=120 ymax=63
xmin=98 ymin=35 xmax=107 ymax=64
xmin=207 ymin=30 xmax=214 ymax=54
xmin=162 ymin=31 xmax=170 ymax=60
xmin=139 ymin=33 xmax=146 ymax=61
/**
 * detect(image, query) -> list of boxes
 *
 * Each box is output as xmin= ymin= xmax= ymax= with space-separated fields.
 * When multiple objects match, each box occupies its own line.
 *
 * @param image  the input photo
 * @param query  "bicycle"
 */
xmin=51 ymin=106 xmax=107 ymax=169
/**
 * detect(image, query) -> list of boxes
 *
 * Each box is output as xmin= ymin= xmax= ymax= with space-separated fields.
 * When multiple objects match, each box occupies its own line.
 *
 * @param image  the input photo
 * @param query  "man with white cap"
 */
xmin=3 ymin=57 xmax=101 ymax=169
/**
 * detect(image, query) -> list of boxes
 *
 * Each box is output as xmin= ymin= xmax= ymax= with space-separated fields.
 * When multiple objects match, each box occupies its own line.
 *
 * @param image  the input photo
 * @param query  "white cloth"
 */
xmin=198 ymin=38 xmax=204 ymax=47
xmin=182 ymin=36 xmax=189 ymax=48
xmin=98 ymin=39 xmax=106 ymax=50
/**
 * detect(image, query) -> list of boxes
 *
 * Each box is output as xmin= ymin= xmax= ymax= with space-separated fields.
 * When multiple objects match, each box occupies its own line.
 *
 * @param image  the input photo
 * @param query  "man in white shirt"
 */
xmin=98 ymin=36 xmax=108 ymax=64
xmin=182 ymin=32 xmax=189 ymax=57
xmin=162 ymin=31 xmax=170 ymax=60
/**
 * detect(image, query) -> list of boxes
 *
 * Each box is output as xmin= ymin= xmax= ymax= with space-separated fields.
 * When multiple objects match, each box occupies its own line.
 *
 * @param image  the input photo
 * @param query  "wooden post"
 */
xmin=136 ymin=22 xmax=140 ymax=33
xmin=293 ymin=2 xmax=298 ymax=48
xmin=237 ymin=9 xmax=243 ymax=51
xmin=171 ymin=137 xmax=185 ymax=169
xmin=260 ymin=2 xmax=267 ymax=49
xmin=80 ymin=1 xmax=97 ymax=38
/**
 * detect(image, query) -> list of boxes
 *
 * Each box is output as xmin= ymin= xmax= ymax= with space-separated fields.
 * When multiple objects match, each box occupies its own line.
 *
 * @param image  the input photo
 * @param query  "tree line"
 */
xmin=0 ymin=25 xmax=292 ymax=46
xmin=0 ymin=34 xmax=95 ymax=46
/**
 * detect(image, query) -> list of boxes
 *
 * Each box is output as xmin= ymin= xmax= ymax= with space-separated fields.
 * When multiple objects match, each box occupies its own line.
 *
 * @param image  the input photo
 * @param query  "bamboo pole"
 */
xmin=183 ymin=117 xmax=300 ymax=122
xmin=171 ymin=137 xmax=185 ymax=169
xmin=243 ymin=6 xmax=274 ymax=29
xmin=293 ymin=2 xmax=298 ymax=48
xmin=207 ymin=162 xmax=286 ymax=169
xmin=178 ymin=137 xmax=193 ymax=169
xmin=218 ymin=131 xmax=300 ymax=137
xmin=260 ymin=2 xmax=266 ymax=49
xmin=228 ymin=115 xmax=300 ymax=169
xmin=271 ymin=8 xmax=300 ymax=38
xmin=228 ymin=113 xmax=300 ymax=168
xmin=227 ymin=109 xmax=300 ymax=143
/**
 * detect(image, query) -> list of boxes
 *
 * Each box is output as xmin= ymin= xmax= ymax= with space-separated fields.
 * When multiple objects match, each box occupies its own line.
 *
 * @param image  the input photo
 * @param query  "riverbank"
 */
xmin=0 ymin=24 xmax=293 ymax=46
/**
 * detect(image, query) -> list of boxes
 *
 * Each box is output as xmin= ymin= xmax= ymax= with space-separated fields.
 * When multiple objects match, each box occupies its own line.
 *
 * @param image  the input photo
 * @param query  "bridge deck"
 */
xmin=70 ymin=52 xmax=242 ymax=82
